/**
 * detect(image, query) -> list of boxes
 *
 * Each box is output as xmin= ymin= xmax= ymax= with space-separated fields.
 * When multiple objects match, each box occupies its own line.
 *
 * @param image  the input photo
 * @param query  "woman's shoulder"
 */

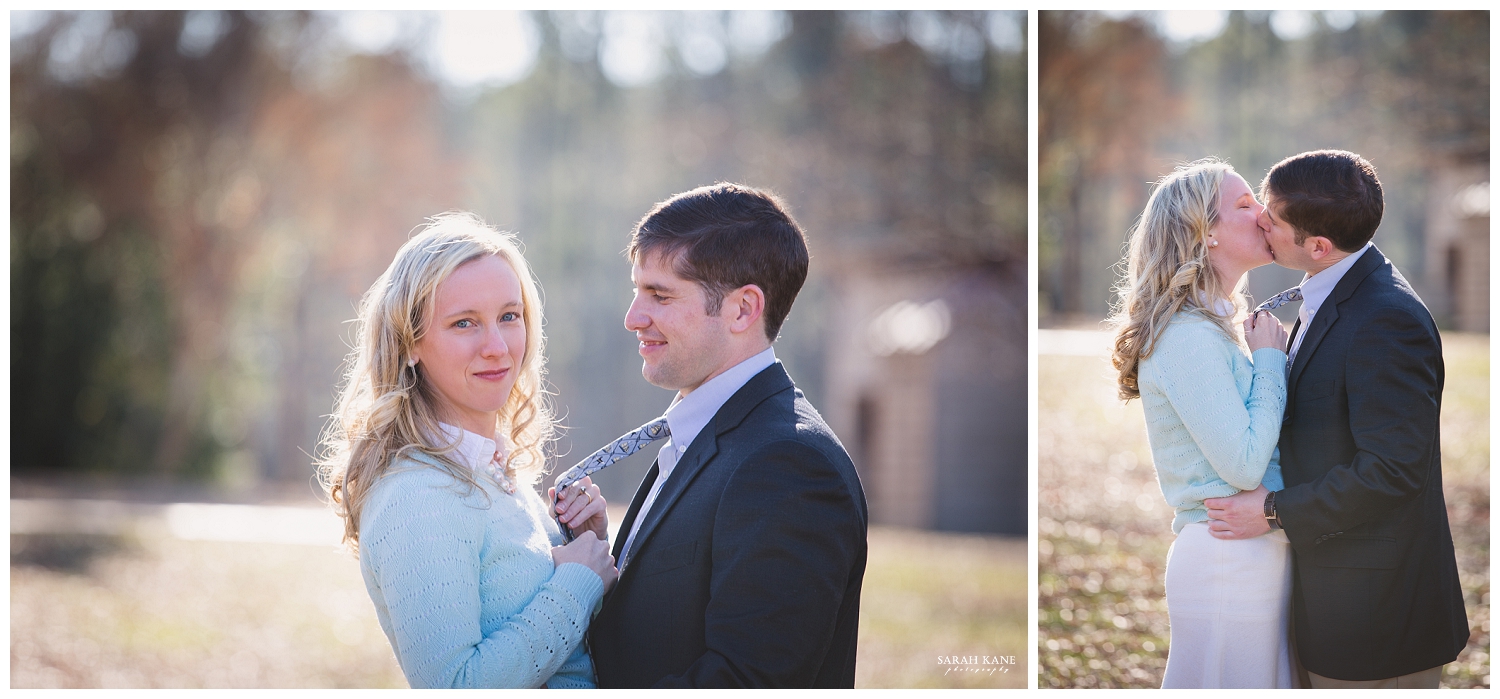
xmin=1142 ymin=312 xmax=1235 ymax=371
xmin=374 ymin=449 xmax=452 ymax=483
xmin=363 ymin=451 xmax=477 ymax=516
xmin=1162 ymin=309 xmax=1227 ymax=332
xmin=1152 ymin=312 xmax=1232 ymax=346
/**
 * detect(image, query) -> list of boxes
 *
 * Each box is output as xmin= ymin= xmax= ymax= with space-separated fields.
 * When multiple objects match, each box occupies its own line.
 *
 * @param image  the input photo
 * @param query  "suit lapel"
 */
xmin=619 ymin=438 xmax=720 ymax=571
xmin=618 ymin=362 xmax=795 ymax=573
xmin=1286 ymin=246 xmax=1386 ymax=398
xmin=612 ymin=462 xmax=658 ymax=560
xmin=1286 ymin=304 xmax=1337 ymax=397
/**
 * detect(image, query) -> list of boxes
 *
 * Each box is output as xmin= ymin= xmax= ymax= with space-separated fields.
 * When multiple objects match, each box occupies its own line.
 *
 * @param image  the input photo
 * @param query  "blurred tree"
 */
xmin=12 ymin=11 xmax=460 ymax=481
xmin=13 ymin=11 xmax=285 ymax=477
xmin=1038 ymin=12 xmax=1175 ymax=319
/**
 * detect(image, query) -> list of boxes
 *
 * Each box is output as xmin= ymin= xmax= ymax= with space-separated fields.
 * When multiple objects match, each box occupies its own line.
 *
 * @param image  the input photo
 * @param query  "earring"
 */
xmin=408 ymin=357 xmax=417 ymax=368
xmin=1209 ymin=240 xmax=1219 ymax=248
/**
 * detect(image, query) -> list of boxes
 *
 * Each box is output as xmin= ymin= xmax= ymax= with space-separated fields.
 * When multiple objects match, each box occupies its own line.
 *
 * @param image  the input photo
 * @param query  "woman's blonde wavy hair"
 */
xmin=1110 ymin=158 xmax=1248 ymax=400
xmin=318 ymin=212 xmax=554 ymax=553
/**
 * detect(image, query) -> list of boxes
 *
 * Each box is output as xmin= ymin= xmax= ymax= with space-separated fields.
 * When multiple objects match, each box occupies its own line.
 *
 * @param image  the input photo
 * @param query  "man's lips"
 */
xmin=638 ymin=338 xmax=666 ymax=354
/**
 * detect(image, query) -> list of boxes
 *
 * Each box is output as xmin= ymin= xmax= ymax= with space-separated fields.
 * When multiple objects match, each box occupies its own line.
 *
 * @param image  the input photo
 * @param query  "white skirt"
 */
xmin=1161 ymin=521 xmax=1294 ymax=689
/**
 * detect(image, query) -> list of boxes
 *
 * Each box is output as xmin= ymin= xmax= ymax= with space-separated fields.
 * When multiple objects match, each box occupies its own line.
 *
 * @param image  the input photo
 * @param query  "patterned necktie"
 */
xmin=552 ymin=417 xmax=670 ymax=541
xmin=1255 ymin=286 xmax=1303 ymax=312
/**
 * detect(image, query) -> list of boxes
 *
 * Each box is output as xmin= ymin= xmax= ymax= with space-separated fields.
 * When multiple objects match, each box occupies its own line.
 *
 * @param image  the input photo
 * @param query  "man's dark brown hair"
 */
xmin=627 ymin=182 xmax=809 ymax=342
xmin=1259 ymin=149 xmax=1384 ymax=252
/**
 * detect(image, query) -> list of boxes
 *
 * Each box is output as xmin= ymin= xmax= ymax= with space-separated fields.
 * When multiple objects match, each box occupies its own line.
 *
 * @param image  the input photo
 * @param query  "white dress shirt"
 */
xmin=438 ymin=422 xmax=505 ymax=470
xmin=1289 ymin=242 xmax=1372 ymax=361
xmin=619 ymin=346 xmax=777 ymax=569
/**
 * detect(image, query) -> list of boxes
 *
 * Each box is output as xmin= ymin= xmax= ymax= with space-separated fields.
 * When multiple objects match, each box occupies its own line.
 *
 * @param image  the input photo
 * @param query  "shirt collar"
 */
xmin=437 ymin=422 xmax=504 ymax=472
xmin=663 ymin=346 xmax=777 ymax=454
xmin=1195 ymin=292 xmax=1235 ymax=317
xmin=1299 ymin=242 xmax=1372 ymax=318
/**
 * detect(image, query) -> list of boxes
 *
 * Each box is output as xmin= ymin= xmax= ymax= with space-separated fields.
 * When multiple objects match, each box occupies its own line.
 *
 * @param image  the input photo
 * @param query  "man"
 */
xmin=1205 ymin=150 xmax=1468 ymax=688
xmin=587 ymin=183 xmax=869 ymax=687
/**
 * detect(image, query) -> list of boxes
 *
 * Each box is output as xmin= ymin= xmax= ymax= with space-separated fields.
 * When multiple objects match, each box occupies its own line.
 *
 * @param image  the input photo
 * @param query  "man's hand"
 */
xmin=1204 ymin=484 xmax=1272 ymax=540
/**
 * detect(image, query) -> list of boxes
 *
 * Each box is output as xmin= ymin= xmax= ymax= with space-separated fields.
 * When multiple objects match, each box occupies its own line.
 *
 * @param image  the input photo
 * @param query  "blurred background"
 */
xmin=10 ymin=10 xmax=1026 ymax=688
xmin=1037 ymin=10 xmax=1489 ymax=688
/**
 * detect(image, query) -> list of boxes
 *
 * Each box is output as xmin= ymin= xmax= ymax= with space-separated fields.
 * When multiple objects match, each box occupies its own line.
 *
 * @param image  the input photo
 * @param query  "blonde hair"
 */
xmin=1110 ymin=158 xmax=1248 ymax=400
xmin=318 ymin=212 xmax=554 ymax=552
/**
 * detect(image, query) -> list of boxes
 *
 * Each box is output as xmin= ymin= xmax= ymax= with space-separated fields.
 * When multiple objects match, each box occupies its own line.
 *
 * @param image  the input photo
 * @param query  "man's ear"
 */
xmin=1306 ymin=236 xmax=1337 ymax=262
xmin=725 ymin=284 xmax=766 ymax=335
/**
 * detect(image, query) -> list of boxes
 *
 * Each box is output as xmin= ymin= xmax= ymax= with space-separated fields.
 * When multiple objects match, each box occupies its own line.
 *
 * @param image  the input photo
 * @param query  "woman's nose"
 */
xmin=481 ymin=323 xmax=508 ymax=356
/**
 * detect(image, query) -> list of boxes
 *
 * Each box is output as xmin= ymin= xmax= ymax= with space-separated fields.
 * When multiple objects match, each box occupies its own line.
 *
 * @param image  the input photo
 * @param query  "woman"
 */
xmin=319 ymin=212 xmax=616 ymax=688
xmin=1109 ymin=158 xmax=1293 ymax=688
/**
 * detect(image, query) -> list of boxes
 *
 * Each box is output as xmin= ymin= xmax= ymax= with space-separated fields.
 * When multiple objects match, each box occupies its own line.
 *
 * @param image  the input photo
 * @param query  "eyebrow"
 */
xmin=439 ymin=300 xmax=523 ymax=318
xmin=636 ymin=280 xmax=678 ymax=294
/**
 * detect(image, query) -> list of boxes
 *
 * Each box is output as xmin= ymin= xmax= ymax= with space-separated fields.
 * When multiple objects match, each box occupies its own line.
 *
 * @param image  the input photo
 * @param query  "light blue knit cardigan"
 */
xmin=358 ymin=453 xmax=604 ymax=688
xmin=1138 ymin=313 xmax=1287 ymax=534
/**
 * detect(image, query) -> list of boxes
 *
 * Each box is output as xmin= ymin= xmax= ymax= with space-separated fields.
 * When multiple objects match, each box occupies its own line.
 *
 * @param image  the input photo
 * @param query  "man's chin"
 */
xmin=641 ymin=363 xmax=680 ymax=392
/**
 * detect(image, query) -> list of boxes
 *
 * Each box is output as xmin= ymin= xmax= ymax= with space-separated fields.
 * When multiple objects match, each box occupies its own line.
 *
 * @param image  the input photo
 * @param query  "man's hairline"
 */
xmin=628 ymin=231 xmax=784 ymax=341
xmin=1262 ymin=173 xmax=1379 ymax=254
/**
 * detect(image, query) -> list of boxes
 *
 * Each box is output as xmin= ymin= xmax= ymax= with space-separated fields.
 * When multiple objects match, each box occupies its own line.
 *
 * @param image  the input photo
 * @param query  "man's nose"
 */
xmin=624 ymin=295 xmax=649 ymax=332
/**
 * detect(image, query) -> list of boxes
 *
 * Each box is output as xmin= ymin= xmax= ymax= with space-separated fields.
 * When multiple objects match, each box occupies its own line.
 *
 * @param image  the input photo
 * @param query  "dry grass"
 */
xmin=10 ymin=534 xmax=405 ymax=689
xmin=1038 ymin=331 xmax=1490 ymax=688
xmin=857 ymin=528 xmax=1027 ymax=688
xmin=10 ymin=524 xmax=1024 ymax=688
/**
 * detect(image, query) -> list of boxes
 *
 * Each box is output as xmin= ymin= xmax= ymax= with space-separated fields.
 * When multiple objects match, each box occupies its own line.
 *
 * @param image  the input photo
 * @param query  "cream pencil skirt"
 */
xmin=1161 ymin=521 xmax=1294 ymax=688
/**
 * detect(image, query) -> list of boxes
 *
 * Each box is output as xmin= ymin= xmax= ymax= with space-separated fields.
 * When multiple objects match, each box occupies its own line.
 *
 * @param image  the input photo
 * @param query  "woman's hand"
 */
xmin=1244 ymin=310 xmax=1289 ymax=353
xmin=548 ymin=476 xmax=608 ymax=542
xmin=551 ymin=531 xmax=618 ymax=592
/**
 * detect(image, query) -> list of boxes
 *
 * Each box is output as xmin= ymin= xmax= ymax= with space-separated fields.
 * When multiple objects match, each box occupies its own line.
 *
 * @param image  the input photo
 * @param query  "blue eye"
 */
xmin=501 ymin=312 xmax=520 ymax=322
xmin=454 ymin=319 xmax=474 ymax=328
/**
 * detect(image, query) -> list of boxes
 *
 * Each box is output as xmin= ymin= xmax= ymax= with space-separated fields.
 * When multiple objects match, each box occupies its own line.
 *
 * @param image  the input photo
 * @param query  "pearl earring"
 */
xmin=1209 ymin=240 xmax=1219 ymax=248
xmin=408 ymin=357 xmax=417 ymax=367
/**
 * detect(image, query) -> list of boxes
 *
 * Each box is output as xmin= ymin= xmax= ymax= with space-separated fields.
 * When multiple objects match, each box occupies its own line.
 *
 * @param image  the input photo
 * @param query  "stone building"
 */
xmin=822 ymin=252 xmax=1027 ymax=535
xmin=1423 ymin=163 xmax=1489 ymax=333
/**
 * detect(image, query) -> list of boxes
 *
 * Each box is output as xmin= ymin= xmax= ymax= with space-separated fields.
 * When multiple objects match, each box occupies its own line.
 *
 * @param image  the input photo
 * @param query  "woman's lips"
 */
xmin=473 ymin=368 xmax=511 ymax=381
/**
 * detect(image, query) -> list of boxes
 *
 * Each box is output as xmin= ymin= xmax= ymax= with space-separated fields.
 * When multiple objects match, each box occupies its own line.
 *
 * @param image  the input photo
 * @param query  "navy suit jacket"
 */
xmin=589 ymin=362 xmax=869 ymax=687
xmin=1276 ymin=246 xmax=1468 ymax=680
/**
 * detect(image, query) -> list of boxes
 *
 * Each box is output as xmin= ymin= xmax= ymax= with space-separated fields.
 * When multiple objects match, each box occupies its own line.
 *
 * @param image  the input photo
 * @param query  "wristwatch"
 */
xmin=1263 ymin=490 xmax=1282 ymax=530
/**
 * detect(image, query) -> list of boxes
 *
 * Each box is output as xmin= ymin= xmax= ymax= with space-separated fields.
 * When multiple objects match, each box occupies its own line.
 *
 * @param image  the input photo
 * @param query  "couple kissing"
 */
xmin=1112 ymin=149 xmax=1468 ymax=689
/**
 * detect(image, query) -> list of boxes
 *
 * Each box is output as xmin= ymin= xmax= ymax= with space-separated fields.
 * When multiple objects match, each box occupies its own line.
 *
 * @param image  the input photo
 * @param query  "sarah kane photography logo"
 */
xmin=937 ymin=654 xmax=1016 ymax=676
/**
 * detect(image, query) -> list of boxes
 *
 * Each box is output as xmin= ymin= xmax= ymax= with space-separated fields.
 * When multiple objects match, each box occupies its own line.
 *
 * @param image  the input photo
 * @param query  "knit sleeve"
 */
xmin=361 ymin=471 xmax=605 ymax=689
xmin=1149 ymin=321 xmax=1288 ymax=491
xmin=543 ymin=640 xmax=599 ymax=689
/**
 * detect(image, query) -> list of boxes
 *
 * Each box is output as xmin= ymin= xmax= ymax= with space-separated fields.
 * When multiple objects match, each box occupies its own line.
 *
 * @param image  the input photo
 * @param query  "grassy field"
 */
xmin=1038 ymin=331 xmax=1490 ymax=688
xmin=10 ymin=523 xmax=1024 ymax=688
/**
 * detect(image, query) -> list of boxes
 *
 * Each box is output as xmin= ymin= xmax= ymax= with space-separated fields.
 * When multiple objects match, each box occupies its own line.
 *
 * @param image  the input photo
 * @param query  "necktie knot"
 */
xmin=1255 ymin=287 xmax=1303 ymax=313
